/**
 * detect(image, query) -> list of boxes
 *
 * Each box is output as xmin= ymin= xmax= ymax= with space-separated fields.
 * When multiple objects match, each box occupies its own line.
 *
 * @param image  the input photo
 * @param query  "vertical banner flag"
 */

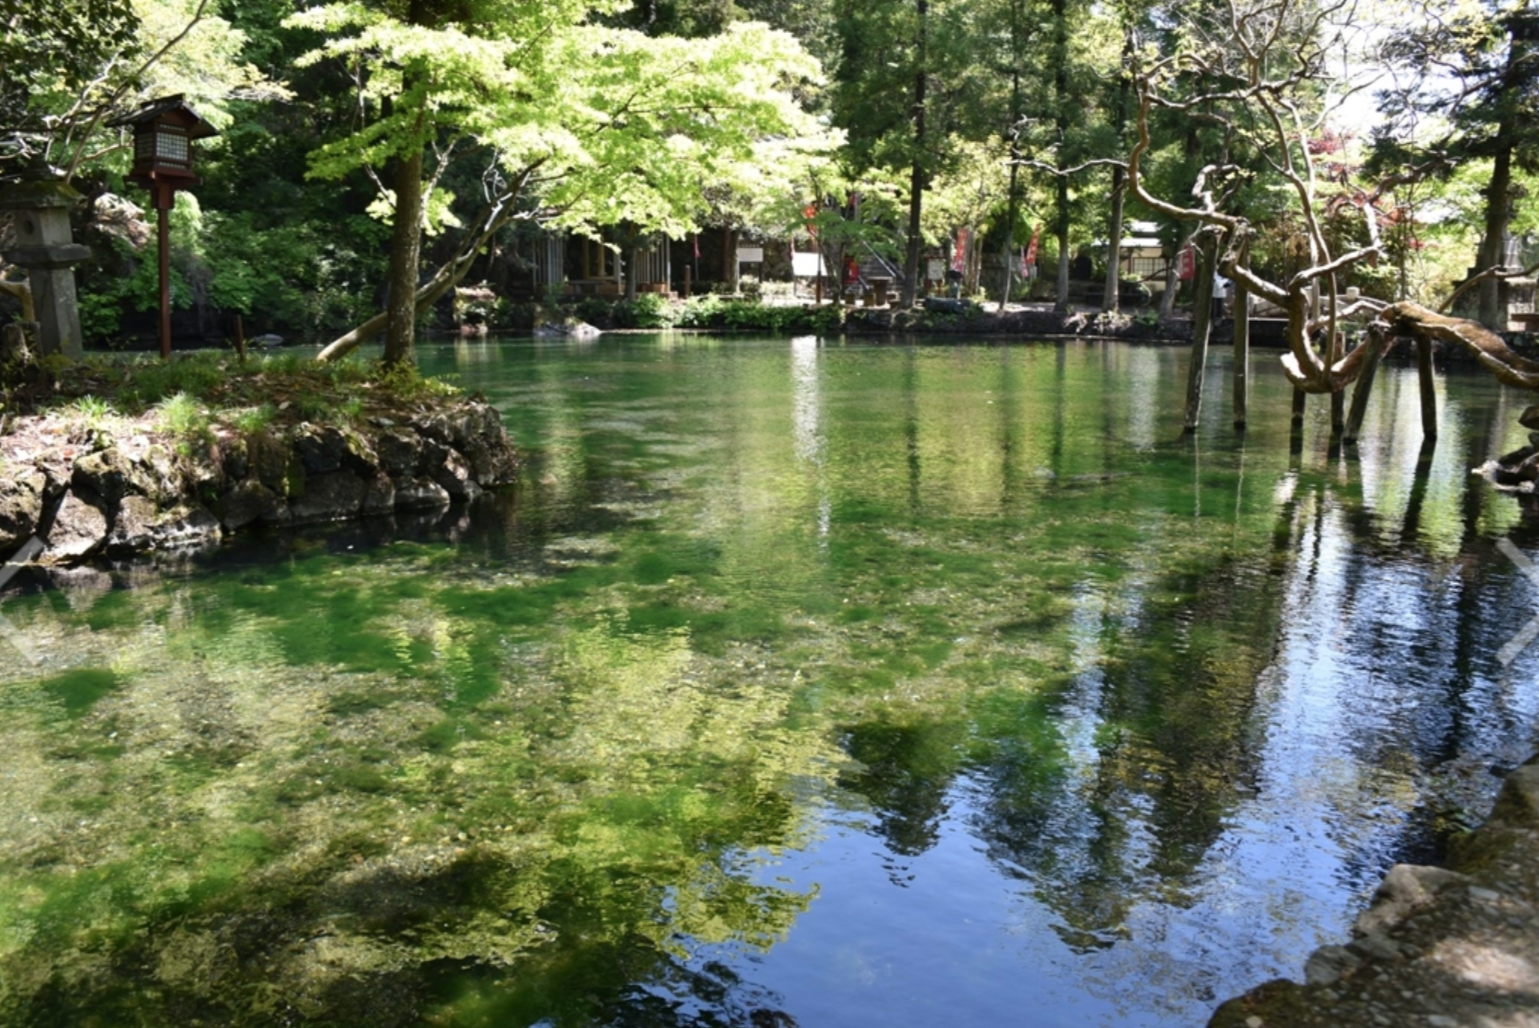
xmin=952 ymin=228 xmax=970 ymax=274
xmin=1024 ymin=227 xmax=1040 ymax=274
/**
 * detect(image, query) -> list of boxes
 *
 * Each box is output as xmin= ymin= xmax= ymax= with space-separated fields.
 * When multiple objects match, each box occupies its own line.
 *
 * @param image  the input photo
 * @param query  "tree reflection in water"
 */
xmin=1 ymin=339 xmax=1537 ymax=1027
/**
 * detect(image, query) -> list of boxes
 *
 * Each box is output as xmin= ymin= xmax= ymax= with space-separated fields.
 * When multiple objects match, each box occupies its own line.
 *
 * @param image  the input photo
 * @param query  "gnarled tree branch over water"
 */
xmin=1126 ymin=0 xmax=1383 ymax=397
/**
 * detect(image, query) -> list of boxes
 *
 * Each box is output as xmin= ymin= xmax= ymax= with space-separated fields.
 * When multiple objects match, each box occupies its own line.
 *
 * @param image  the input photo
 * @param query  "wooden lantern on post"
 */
xmin=109 ymin=96 xmax=218 ymax=358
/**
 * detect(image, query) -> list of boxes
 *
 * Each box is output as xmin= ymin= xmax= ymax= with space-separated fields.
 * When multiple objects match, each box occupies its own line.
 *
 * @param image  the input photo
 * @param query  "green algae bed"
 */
xmin=1 ymin=335 xmax=1537 ymax=1028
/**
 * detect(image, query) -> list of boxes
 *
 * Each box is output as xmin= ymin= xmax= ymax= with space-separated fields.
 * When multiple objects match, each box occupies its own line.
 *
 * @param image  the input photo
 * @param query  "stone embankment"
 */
xmin=0 ymin=397 xmax=517 ymax=565
xmin=1209 ymin=756 xmax=1539 ymax=1028
xmin=844 ymin=302 xmax=1191 ymax=342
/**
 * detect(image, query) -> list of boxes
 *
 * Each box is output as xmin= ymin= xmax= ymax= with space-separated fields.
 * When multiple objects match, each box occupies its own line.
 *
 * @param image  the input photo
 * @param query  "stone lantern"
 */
xmin=108 ymin=95 xmax=218 ymax=357
xmin=0 ymin=163 xmax=91 ymax=359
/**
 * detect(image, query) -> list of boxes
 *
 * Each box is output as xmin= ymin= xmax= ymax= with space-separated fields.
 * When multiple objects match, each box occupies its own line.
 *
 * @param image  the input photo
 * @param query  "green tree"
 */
xmin=1374 ymin=0 xmax=1539 ymax=329
xmin=0 ymin=0 xmax=138 ymax=171
xmin=832 ymin=0 xmax=980 ymax=305
xmin=291 ymin=3 xmax=827 ymax=365
xmin=0 ymin=0 xmax=280 ymax=180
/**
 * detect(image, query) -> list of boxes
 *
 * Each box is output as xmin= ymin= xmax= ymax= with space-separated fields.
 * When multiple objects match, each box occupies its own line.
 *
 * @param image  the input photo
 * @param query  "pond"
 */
xmin=2 ymin=336 xmax=1538 ymax=1028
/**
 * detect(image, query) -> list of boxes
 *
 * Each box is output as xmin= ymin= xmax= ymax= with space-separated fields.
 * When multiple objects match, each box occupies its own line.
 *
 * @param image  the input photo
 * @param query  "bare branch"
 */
xmin=1010 ymin=157 xmax=1127 ymax=176
xmin=1440 ymin=261 xmax=1539 ymax=315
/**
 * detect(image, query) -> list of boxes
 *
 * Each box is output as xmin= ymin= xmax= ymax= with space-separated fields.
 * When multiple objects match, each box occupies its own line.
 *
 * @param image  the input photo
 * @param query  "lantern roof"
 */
xmin=107 ymin=95 xmax=219 ymax=140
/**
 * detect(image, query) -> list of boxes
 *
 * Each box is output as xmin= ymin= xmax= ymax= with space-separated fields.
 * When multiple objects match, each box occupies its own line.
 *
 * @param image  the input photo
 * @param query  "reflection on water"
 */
xmin=1 ymin=337 xmax=1537 ymax=1028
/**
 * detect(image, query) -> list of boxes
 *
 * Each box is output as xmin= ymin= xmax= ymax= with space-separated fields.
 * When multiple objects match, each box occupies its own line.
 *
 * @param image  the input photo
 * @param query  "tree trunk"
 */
xmin=382 ymin=139 xmax=425 ymax=367
xmin=998 ymin=38 xmax=1022 ymax=312
xmin=1054 ymin=184 xmax=1071 ymax=313
xmin=1051 ymin=0 xmax=1071 ymax=314
xmin=1475 ymin=13 xmax=1533 ymax=331
xmin=1232 ymin=253 xmax=1249 ymax=428
xmin=1477 ymin=144 xmax=1513 ymax=331
xmin=901 ymin=0 xmax=928 ymax=309
xmin=998 ymin=165 xmax=1018 ymax=311
xmin=1101 ymin=28 xmax=1133 ymax=312
xmin=1102 ymin=166 xmax=1126 ymax=311
xmin=318 ymin=165 xmax=537 ymax=363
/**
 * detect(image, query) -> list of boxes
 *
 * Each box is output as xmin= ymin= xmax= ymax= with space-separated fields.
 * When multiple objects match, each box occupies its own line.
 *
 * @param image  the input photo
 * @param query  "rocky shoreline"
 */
xmin=1209 ymin=754 xmax=1539 ymax=1028
xmin=0 ymin=396 xmax=517 ymax=567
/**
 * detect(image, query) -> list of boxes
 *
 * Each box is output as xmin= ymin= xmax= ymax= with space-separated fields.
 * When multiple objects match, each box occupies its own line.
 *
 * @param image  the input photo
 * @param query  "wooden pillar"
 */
xmin=1232 ymin=276 xmax=1249 ymax=428
xmin=1343 ymin=327 xmax=1386 ymax=444
xmin=1184 ymin=233 xmax=1218 ymax=432
xmin=1291 ymin=387 xmax=1306 ymax=424
xmin=157 ymin=202 xmax=172 ymax=358
xmin=1329 ymin=332 xmax=1346 ymax=436
xmin=1417 ymin=333 xmax=1438 ymax=443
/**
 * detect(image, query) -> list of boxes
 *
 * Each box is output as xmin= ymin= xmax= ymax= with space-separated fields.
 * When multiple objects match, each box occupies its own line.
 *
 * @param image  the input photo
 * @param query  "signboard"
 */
xmin=927 ymin=259 xmax=944 ymax=281
xmin=736 ymin=246 xmax=764 ymax=263
xmin=792 ymin=252 xmax=826 ymax=277
xmin=1178 ymin=243 xmax=1197 ymax=281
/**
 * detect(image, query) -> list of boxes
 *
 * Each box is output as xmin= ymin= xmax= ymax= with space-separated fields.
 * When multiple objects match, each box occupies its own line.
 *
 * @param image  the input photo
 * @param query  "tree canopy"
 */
xmin=2 ymin=0 xmax=1535 ymax=350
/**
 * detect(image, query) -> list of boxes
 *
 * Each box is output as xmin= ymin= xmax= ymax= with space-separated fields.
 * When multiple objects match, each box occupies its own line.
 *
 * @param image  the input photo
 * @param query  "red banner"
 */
xmin=952 ymin=228 xmax=970 ymax=274
xmin=1177 ymin=243 xmax=1196 ymax=281
xmin=1024 ymin=228 xmax=1040 ymax=270
xmin=803 ymin=203 xmax=819 ymax=243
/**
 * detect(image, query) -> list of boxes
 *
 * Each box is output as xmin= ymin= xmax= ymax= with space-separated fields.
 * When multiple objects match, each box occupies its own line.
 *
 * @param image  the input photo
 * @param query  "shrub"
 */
xmin=154 ymin=392 xmax=213 ymax=451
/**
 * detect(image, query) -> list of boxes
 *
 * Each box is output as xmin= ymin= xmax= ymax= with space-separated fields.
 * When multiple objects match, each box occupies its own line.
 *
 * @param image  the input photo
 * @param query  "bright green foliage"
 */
xmin=1373 ymin=0 xmax=1539 ymax=321
xmin=0 ymin=0 xmax=138 ymax=169
xmin=283 ymin=1 xmax=830 ymax=359
xmin=282 ymin=2 xmax=831 ymax=234
xmin=0 ymin=0 xmax=283 ymax=176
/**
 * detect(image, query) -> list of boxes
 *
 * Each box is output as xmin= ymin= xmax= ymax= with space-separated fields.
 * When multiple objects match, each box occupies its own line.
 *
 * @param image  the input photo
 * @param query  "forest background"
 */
xmin=1 ymin=0 xmax=1535 ymax=355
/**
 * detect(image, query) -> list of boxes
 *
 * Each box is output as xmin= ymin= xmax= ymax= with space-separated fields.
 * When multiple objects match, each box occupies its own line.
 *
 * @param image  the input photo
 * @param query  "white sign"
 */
xmin=791 ymin=252 xmax=826 ymax=277
xmin=927 ymin=259 xmax=944 ymax=281
xmin=736 ymin=246 xmax=765 ymax=263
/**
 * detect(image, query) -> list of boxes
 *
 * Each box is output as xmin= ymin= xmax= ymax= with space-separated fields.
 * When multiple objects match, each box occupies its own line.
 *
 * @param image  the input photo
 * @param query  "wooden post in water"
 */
xmin=1184 ymin=234 xmax=1218 ymax=432
xmin=1416 ymin=333 xmax=1438 ymax=443
xmin=1329 ymin=332 xmax=1346 ymax=436
xmin=1291 ymin=387 xmax=1306 ymax=424
xmin=1232 ymin=275 xmax=1249 ymax=429
xmin=1342 ymin=326 xmax=1386 ymax=444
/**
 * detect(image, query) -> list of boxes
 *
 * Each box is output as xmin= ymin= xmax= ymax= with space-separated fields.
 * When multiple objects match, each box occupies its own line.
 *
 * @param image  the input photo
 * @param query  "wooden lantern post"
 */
xmin=109 ymin=96 xmax=217 ymax=358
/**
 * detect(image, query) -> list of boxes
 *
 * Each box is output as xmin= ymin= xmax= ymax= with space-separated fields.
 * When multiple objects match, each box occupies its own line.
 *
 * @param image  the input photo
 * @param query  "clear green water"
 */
xmin=2 ymin=336 xmax=1538 ymax=1028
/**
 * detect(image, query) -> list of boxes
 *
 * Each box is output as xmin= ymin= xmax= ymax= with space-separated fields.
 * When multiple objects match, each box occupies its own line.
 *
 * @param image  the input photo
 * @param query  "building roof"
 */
xmin=106 ymin=95 xmax=218 ymax=139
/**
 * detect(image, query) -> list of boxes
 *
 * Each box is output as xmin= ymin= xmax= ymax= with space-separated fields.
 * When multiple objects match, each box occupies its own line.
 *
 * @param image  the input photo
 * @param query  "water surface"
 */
xmin=2 ymin=336 xmax=1537 ymax=1027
